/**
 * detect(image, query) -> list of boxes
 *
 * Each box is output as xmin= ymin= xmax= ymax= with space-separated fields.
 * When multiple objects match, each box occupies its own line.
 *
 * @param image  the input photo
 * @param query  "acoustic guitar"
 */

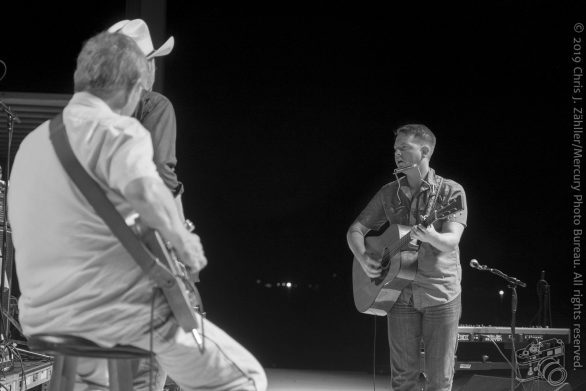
xmin=352 ymin=196 xmax=463 ymax=316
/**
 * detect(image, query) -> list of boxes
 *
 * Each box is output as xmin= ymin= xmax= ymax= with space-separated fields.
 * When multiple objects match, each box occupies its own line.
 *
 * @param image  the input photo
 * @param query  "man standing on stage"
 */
xmin=347 ymin=124 xmax=467 ymax=391
xmin=108 ymin=19 xmax=186 ymax=219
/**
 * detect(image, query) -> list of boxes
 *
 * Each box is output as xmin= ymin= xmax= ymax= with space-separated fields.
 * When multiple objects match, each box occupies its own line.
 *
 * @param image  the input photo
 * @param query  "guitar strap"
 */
xmin=48 ymin=113 xmax=176 ymax=289
xmin=422 ymin=176 xmax=445 ymax=222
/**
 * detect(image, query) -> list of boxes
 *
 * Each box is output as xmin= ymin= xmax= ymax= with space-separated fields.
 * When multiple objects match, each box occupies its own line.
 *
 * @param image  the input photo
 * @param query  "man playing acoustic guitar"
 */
xmin=347 ymin=124 xmax=467 ymax=391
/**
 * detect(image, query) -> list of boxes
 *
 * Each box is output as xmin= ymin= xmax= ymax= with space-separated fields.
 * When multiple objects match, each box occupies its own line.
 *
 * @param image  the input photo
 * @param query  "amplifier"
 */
xmin=0 ymin=360 xmax=52 ymax=390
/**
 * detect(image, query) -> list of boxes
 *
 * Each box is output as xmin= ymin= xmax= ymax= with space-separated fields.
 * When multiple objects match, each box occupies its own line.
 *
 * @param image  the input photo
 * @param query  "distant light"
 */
xmin=256 ymin=279 xmax=261 ymax=284
xmin=276 ymin=283 xmax=281 ymax=287
xmin=286 ymin=282 xmax=292 ymax=288
xmin=264 ymin=283 xmax=272 ymax=288
xmin=499 ymin=290 xmax=504 ymax=296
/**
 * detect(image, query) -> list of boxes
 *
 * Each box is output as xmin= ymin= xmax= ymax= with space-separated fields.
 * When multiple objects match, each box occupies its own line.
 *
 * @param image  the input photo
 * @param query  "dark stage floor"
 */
xmin=264 ymin=368 xmax=467 ymax=391
xmin=264 ymin=368 xmax=585 ymax=391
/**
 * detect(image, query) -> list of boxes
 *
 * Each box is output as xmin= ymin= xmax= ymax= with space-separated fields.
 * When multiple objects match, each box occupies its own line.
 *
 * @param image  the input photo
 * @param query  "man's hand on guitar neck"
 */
xmin=410 ymin=223 xmax=437 ymax=244
xmin=410 ymin=221 xmax=465 ymax=252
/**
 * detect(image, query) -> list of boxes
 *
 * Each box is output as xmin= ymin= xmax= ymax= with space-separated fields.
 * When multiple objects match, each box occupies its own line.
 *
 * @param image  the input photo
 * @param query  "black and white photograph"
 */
xmin=0 ymin=3 xmax=583 ymax=390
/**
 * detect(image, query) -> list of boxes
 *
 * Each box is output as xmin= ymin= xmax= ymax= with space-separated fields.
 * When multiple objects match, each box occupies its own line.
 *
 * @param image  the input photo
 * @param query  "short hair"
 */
xmin=394 ymin=124 xmax=436 ymax=155
xmin=73 ymin=31 xmax=148 ymax=99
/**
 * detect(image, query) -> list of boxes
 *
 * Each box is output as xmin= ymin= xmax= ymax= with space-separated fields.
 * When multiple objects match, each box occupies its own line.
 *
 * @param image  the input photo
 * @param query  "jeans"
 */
xmin=74 ymin=315 xmax=267 ymax=391
xmin=387 ymin=293 xmax=461 ymax=391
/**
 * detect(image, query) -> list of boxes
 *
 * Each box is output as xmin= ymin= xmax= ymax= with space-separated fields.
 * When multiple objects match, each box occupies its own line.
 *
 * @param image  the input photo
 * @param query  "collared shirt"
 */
xmin=133 ymin=90 xmax=183 ymax=196
xmin=8 ymin=92 xmax=171 ymax=347
xmin=357 ymin=168 xmax=468 ymax=309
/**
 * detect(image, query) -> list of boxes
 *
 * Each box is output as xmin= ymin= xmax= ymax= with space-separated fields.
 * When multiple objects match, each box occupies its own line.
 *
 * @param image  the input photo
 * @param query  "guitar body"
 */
xmin=139 ymin=227 xmax=204 ymax=335
xmin=352 ymin=224 xmax=418 ymax=316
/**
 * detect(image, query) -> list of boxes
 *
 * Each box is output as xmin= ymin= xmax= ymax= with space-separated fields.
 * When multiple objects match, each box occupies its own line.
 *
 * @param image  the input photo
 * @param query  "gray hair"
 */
xmin=73 ymin=31 xmax=148 ymax=99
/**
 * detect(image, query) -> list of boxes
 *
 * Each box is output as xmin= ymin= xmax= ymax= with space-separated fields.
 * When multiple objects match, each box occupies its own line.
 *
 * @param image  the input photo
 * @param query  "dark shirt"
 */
xmin=133 ymin=90 xmax=183 ymax=197
xmin=357 ymin=168 xmax=468 ymax=308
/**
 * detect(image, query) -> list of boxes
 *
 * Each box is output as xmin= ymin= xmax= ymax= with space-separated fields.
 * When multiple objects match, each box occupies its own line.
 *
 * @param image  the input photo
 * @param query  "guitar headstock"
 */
xmin=423 ymin=195 xmax=463 ymax=226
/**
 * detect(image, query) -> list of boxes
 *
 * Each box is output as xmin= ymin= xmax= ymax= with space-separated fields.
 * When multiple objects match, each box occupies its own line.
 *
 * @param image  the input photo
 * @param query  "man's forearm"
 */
xmin=124 ymin=177 xmax=187 ymax=248
xmin=347 ymin=223 xmax=369 ymax=261
xmin=174 ymin=194 xmax=186 ymax=222
xmin=425 ymin=231 xmax=460 ymax=252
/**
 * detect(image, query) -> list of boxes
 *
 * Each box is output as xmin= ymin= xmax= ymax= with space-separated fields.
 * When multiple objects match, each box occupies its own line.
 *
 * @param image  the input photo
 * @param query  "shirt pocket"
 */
xmin=385 ymin=205 xmax=409 ymax=225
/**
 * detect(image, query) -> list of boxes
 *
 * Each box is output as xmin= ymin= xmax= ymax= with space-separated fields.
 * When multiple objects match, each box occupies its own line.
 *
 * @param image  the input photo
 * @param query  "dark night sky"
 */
xmin=0 ymin=4 xmax=583 ymax=370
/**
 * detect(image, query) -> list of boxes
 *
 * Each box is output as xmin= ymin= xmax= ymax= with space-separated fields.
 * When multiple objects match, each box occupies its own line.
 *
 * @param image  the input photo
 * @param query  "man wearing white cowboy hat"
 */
xmin=108 ymin=19 xmax=175 ymax=60
xmin=108 ymin=19 xmax=186 ymax=220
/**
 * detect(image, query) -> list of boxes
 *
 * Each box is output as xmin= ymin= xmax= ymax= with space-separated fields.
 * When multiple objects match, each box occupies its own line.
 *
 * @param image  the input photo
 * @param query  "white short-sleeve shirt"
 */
xmin=8 ymin=92 xmax=167 ymax=346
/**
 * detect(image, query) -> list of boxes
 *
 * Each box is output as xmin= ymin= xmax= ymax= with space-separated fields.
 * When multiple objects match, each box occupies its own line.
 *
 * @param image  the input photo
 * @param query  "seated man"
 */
xmin=8 ymin=30 xmax=266 ymax=391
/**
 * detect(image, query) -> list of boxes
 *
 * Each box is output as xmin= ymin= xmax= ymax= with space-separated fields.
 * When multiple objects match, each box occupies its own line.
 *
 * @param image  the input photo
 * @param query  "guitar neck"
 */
xmin=375 ymin=196 xmax=462 ymax=269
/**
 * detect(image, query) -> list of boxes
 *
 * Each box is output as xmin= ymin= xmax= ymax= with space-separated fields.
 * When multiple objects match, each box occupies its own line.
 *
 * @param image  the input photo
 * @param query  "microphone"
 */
xmin=469 ymin=259 xmax=526 ymax=287
xmin=0 ymin=100 xmax=21 ymax=123
xmin=393 ymin=163 xmax=417 ymax=174
xmin=469 ymin=259 xmax=485 ymax=270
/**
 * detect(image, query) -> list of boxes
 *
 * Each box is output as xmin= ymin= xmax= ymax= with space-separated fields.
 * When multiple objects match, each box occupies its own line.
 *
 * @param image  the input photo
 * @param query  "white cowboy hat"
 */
xmin=108 ymin=19 xmax=174 ymax=59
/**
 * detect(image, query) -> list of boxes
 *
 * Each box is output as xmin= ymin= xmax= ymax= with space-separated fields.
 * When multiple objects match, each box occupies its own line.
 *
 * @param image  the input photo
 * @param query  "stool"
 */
xmin=27 ymin=334 xmax=152 ymax=391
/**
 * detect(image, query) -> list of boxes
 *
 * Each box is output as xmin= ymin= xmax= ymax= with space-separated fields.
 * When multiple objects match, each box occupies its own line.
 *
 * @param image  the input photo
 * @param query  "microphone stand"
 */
xmin=0 ymin=99 xmax=20 ymax=341
xmin=0 ymin=100 xmax=21 ymax=124
xmin=471 ymin=261 xmax=526 ymax=391
xmin=530 ymin=270 xmax=552 ymax=327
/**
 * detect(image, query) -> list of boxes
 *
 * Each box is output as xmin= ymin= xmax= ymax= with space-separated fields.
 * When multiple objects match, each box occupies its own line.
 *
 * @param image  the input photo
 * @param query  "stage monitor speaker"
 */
xmin=461 ymin=375 xmax=573 ymax=391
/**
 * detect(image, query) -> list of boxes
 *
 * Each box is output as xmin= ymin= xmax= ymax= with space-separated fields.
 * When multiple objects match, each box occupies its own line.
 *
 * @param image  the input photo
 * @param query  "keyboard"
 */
xmin=457 ymin=325 xmax=570 ymax=343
